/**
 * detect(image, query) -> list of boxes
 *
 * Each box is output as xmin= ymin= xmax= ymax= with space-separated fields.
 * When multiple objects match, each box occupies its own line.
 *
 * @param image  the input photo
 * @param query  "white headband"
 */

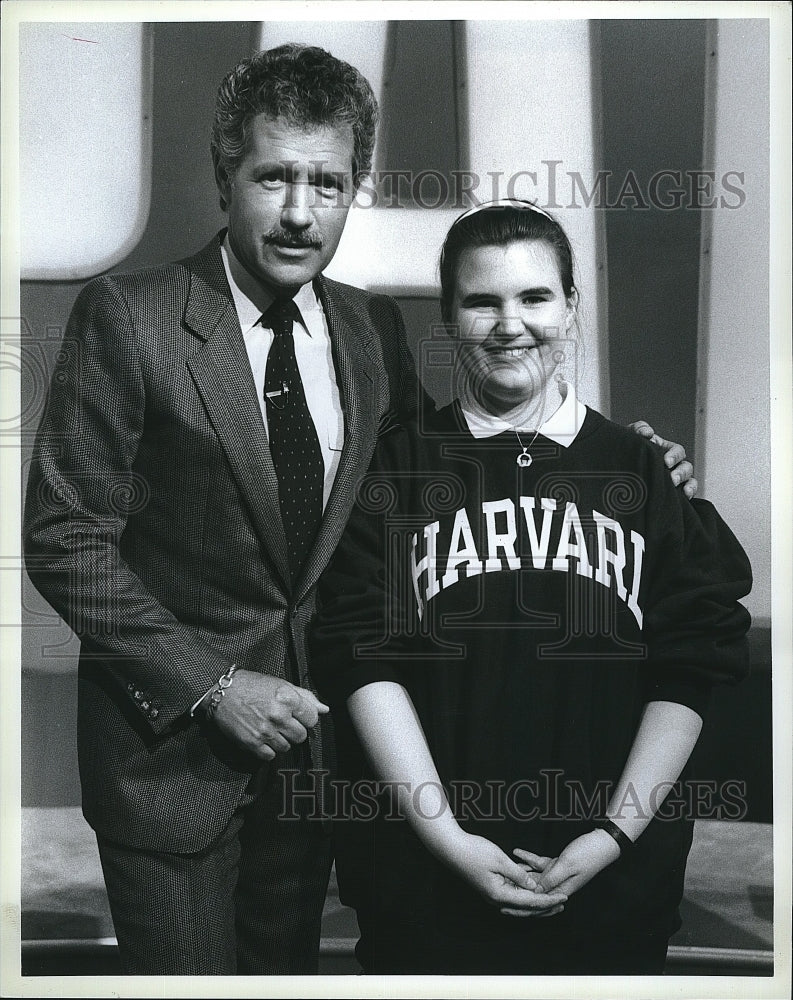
xmin=452 ymin=198 xmax=557 ymax=227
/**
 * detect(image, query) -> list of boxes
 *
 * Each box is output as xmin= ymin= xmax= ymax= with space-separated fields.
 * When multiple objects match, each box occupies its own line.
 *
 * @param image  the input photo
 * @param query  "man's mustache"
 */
xmin=264 ymin=230 xmax=323 ymax=250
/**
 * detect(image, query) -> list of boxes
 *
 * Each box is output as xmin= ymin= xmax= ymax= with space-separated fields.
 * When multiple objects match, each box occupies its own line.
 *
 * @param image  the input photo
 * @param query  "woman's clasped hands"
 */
xmin=448 ymin=828 xmax=623 ymax=919
xmin=441 ymin=829 xmax=568 ymax=918
xmin=513 ymin=828 xmax=623 ymax=901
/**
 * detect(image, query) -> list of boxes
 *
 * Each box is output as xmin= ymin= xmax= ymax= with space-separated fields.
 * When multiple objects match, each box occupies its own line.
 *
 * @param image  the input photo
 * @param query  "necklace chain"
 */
xmin=515 ymin=427 xmax=540 ymax=467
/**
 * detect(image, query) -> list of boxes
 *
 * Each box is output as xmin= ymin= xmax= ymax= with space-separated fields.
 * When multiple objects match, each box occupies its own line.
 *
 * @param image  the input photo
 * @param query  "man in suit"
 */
xmin=23 ymin=43 xmax=415 ymax=975
xmin=23 ymin=42 xmax=696 ymax=975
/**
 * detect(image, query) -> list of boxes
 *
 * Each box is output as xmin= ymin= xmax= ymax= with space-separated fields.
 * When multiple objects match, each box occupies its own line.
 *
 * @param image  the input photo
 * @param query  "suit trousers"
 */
xmin=95 ymin=748 xmax=333 ymax=975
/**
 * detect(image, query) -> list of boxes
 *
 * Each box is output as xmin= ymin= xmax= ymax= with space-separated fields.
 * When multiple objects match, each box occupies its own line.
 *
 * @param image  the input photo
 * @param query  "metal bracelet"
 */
xmin=205 ymin=663 xmax=237 ymax=720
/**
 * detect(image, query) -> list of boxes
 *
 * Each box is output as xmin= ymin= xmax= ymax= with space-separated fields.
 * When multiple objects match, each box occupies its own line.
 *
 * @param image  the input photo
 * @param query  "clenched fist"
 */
xmin=210 ymin=669 xmax=329 ymax=760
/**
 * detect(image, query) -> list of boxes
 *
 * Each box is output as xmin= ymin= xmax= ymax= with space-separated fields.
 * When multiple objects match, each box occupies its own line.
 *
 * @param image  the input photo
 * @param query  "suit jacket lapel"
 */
xmin=184 ymin=235 xmax=292 ymax=590
xmin=294 ymin=276 xmax=379 ymax=600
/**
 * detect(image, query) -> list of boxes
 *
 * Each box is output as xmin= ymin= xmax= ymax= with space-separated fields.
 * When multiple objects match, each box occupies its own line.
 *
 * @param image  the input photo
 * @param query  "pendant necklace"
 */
xmin=515 ymin=427 xmax=540 ymax=467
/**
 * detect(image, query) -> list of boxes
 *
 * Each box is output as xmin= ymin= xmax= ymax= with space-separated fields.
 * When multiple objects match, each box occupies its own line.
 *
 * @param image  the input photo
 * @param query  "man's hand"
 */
xmin=628 ymin=420 xmax=698 ymax=498
xmin=517 ymin=829 xmax=621 ymax=898
xmin=439 ymin=831 xmax=567 ymax=918
xmin=210 ymin=669 xmax=329 ymax=760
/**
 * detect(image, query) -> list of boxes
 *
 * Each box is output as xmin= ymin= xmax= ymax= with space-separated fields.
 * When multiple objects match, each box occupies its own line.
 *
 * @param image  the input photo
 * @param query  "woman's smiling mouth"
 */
xmin=484 ymin=345 xmax=538 ymax=357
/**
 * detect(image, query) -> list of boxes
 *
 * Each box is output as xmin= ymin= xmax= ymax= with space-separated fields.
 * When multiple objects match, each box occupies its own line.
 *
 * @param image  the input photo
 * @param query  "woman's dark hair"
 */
xmin=439 ymin=203 xmax=576 ymax=323
xmin=211 ymin=43 xmax=379 ymax=201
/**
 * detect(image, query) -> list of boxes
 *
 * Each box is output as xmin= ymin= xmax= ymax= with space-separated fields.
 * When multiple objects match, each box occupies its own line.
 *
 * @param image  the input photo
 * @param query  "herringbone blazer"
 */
xmin=23 ymin=231 xmax=417 ymax=852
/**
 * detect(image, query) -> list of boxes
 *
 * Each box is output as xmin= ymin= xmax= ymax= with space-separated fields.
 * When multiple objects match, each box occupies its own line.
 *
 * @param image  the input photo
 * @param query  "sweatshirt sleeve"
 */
xmin=641 ymin=456 xmax=753 ymax=718
xmin=311 ymin=423 xmax=418 ymax=707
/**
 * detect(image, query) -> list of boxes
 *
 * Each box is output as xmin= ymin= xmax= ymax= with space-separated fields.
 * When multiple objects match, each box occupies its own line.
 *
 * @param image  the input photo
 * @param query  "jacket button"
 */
xmin=127 ymin=682 xmax=135 ymax=693
xmin=141 ymin=700 xmax=150 ymax=710
xmin=133 ymin=690 xmax=143 ymax=701
xmin=149 ymin=708 xmax=159 ymax=720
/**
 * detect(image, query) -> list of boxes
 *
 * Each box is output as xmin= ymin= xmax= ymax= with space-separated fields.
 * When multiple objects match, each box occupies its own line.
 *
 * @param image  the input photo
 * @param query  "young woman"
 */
xmin=311 ymin=201 xmax=752 ymax=975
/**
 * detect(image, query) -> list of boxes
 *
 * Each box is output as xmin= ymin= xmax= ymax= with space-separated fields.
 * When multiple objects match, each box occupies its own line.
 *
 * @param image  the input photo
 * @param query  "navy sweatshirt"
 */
xmin=313 ymin=402 xmax=752 ymax=940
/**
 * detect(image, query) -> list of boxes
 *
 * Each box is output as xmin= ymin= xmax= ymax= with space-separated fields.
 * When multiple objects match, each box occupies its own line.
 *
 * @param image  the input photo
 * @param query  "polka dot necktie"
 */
xmin=262 ymin=298 xmax=324 ymax=583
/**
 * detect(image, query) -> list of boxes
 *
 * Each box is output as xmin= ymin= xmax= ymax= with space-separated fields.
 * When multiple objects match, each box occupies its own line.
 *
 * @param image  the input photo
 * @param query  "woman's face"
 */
xmin=451 ymin=239 xmax=576 ymax=417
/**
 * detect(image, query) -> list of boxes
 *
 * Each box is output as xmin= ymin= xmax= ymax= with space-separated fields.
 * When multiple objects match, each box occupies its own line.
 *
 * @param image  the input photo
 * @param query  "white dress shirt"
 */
xmin=220 ymin=236 xmax=345 ymax=509
xmin=190 ymin=241 xmax=346 ymax=717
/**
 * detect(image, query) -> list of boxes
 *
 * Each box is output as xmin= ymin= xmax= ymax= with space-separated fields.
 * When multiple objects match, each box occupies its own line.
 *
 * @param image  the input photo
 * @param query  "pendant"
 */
xmin=517 ymin=449 xmax=533 ymax=468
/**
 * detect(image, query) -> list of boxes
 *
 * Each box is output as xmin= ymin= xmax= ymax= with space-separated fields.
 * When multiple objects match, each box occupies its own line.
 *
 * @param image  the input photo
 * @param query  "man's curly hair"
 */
xmin=211 ymin=43 xmax=378 ymax=199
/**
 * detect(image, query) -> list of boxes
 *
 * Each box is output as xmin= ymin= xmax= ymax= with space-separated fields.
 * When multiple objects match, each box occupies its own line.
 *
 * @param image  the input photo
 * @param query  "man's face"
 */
xmin=216 ymin=115 xmax=355 ymax=294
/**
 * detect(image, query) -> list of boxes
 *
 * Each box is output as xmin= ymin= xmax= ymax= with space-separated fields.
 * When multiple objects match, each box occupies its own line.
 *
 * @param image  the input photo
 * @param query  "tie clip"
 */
xmin=265 ymin=382 xmax=290 ymax=409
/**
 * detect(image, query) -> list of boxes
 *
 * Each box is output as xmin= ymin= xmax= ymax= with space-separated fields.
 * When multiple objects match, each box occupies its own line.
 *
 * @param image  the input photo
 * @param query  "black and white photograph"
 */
xmin=1 ymin=1 xmax=790 ymax=997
